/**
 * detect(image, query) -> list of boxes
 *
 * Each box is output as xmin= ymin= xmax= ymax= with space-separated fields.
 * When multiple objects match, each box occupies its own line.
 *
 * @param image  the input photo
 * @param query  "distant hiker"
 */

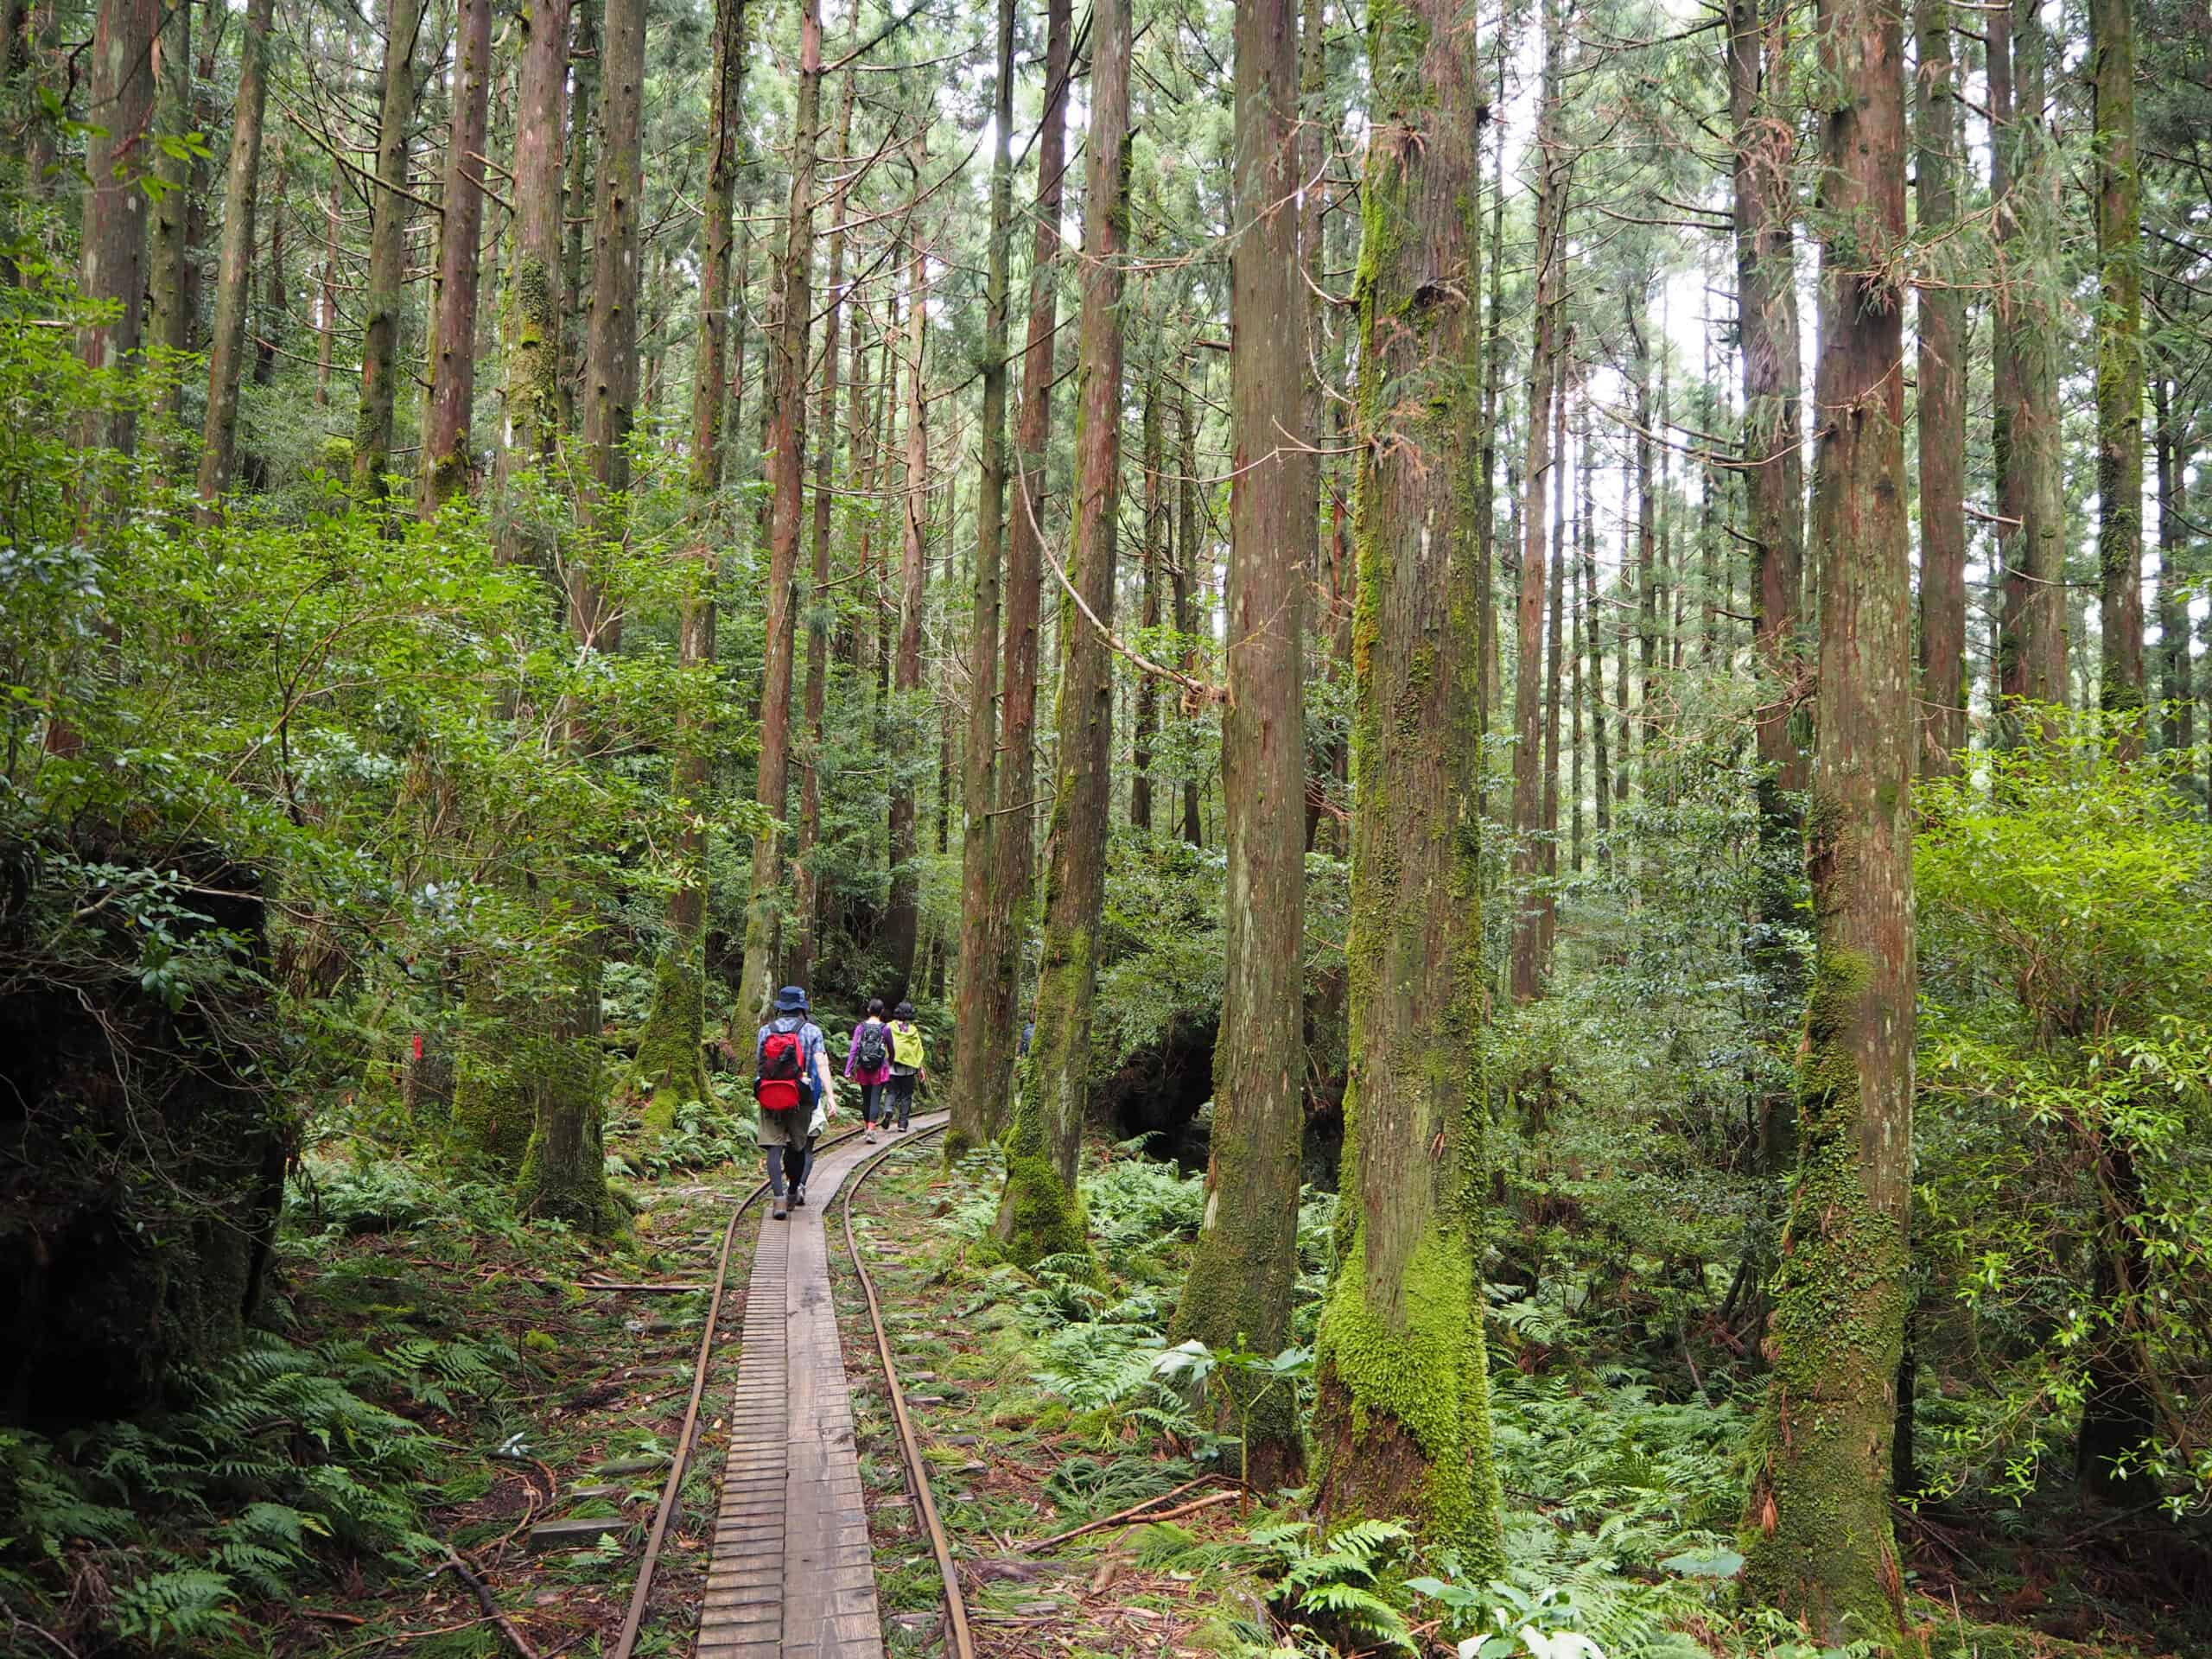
xmin=1018 ymin=1019 xmax=1034 ymax=1058
xmin=755 ymin=985 xmax=838 ymax=1219
xmin=846 ymin=997 xmax=893 ymax=1142
xmin=884 ymin=1001 xmax=926 ymax=1133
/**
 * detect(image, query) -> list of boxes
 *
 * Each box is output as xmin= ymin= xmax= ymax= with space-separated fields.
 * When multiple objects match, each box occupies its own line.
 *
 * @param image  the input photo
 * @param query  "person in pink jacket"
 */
xmin=844 ymin=998 xmax=894 ymax=1142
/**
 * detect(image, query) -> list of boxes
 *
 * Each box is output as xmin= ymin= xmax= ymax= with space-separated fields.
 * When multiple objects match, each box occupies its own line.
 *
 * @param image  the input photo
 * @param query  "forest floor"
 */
xmin=32 ymin=1097 xmax=2195 ymax=1659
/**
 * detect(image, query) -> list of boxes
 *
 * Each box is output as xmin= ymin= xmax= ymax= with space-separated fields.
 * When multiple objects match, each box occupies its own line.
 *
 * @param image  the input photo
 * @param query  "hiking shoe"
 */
xmin=864 ymin=1132 xmax=878 ymax=1144
xmin=792 ymin=1185 xmax=807 ymax=1208
xmin=772 ymin=1197 xmax=788 ymax=1219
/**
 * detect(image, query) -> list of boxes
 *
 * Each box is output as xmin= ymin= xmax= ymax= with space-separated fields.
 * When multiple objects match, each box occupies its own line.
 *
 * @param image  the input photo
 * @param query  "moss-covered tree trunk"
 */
xmin=949 ymin=0 xmax=1017 ymax=1159
xmin=734 ymin=0 xmax=823 ymax=1039
xmin=1739 ymin=0 xmax=1916 ymax=1642
xmin=1168 ymin=0 xmax=1307 ymax=1484
xmin=145 ymin=0 xmax=189 ymax=429
xmin=2090 ymin=0 xmax=2142 ymax=749
xmin=1913 ymin=0 xmax=1965 ymax=775
xmin=78 ymin=0 xmax=157 ymax=455
xmin=353 ymin=0 xmax=422 ymax=499
xmin=972 ymin=0 xmax=1073 ymax=1148
xmin=1309 ymin=0 xmax=1501 ymax=1565
xmin=992 ymin=0 xmax=1128 ymax=1271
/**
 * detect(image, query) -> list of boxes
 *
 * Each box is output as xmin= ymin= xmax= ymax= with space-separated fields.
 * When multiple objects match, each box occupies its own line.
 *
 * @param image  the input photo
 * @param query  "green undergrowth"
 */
xmin=1 ymin=1114 xmax=758 ymax=1655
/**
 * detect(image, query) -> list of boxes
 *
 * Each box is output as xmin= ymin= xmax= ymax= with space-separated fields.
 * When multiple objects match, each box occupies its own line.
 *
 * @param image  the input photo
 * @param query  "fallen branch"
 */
xmin=1018 ymin=1479 xmax=1238 ymax=1554
xmin=441 ymin=1548 xmax=542 ymax=1659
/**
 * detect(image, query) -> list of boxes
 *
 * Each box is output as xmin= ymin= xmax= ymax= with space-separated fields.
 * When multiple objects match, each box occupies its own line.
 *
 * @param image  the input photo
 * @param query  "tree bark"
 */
xmin=1570 ymin=398 xmax=1586 ymax=874
xmin=1740 ymin=0 xmax=1914 ymax=1640
xmin=978 ymin=0 xmax=1074 ymax=1138
xmin=575 ymin=0 xmax=645 ymax=639
xmin=1178 ymin=390 xmax=1205 ymax=846
xmin=422 ymin=0 xmax=495 ymax=513
xmin=146 ymin=0 xmax=189 ymax=426
xmin=2091 ymin=0 xmax=2143 ymax=747
xmin=949 ymin=0 xmax=1014 ymax=1156
xmin=1510 ymin=0 xmax=1564 ymax=1006
xmin=353 ymin=0 xmax=423 ymax=497
xmin=79 ymin=0 xmax=160 ymax=454
xmin=497 ymin=0 xmax=570 ymax=512
xmin=1131 ymin=374 xmax=1162 ymax=831
xmin=559 ymin=0 xmax=596 ymax=432
xmin=253 ymin=147 xmax=286 ymax=390
xmin=994 ymin=0 xmax=1128 ymax=1269
xmin=1540 ymin=376 xmax=1565 ymax=968
xmin=733 ymin=0 xmax=823 ymax=1035
xmin=196 ymin=0 xmax=276 ymax=501
xmin=1583 ymin=399 xmax=1608 ymax=850
xmin=1312 ymin=0 xmax=1500 ymax=1561
xmin=1992 ymin=0 xmax=2066 ymax=721
xmin=885 ymin=217 xmax=930 ymax=997
xmin=1169 ymin=0 xmax=1308 ymax=1484
xmin=1913 ymin=0 xmax=1966 ymax=774
xmin=2153 ymin=377 xmax=2193 ymax=753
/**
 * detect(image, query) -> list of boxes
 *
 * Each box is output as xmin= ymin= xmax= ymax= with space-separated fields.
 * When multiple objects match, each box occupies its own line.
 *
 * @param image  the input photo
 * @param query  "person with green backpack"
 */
xmin=883 ymin=1001 xmax=926 ymax=1133
xmin=844 ymin=997 xmax=894 ymax=1143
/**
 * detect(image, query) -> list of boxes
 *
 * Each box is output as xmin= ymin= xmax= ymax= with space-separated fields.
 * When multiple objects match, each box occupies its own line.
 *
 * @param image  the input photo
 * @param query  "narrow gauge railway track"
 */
xmin=598 ymin=1115 xmax=971 ymax=1659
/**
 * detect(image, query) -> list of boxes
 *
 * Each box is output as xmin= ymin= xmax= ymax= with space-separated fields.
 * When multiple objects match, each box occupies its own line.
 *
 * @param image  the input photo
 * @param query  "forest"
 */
xmin=0 ymin=0 xmax=2209 ymax=1648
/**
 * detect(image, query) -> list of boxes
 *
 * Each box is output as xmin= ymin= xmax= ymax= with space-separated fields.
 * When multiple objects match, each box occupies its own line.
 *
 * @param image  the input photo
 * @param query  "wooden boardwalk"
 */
xmin=698 ymin=1121 xmax=939 ymax=1659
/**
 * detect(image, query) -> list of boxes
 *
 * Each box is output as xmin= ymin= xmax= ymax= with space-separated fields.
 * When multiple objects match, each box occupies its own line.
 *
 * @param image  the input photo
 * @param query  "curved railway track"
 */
xmin=598 ymin=1114 xmax=970 ymax=1659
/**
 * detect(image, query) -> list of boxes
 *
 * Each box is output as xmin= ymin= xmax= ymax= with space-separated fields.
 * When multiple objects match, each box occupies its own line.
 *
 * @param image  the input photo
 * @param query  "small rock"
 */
xmin=941 ymin=1433 xmax=981 ymax=1446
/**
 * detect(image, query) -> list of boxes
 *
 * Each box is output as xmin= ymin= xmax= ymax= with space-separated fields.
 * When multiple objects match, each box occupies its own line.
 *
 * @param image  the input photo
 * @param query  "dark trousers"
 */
xmin=885 ymin=1072 xmax=917 ymax=1129
xmin=859 ymin=1080 xmax=886 ymax=1126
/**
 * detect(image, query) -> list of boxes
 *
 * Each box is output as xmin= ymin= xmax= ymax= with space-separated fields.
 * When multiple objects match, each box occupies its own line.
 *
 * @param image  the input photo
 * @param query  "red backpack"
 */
xmin=756 ymin=1024 xmax=806 ymax=1112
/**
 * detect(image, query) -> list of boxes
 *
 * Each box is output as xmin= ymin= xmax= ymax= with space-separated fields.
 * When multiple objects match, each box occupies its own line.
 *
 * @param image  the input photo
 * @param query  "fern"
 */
xmin=110 ymin=1567 xmax=241 ymax=1649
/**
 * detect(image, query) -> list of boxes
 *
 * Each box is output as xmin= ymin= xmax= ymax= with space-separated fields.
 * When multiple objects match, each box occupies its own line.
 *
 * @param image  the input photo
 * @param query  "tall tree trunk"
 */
xmin=792 ymin=37 xmax=855 ymax=993
xmin=145 ymin=0 xmax=189 ymax=427
xmin=885 ymin=218 xmax=930 ymax=996
xmin=1478 ymin=41 xmax=1506 ymax=749
xmin=1583 ymin=400 xmax=1608 ymax=850
xmin=196 ymin=0 xmax=276 ymax=501
xmin=1914 ymin=0 xmax=1965 ymax=773
xmin=497 ymin=0 xmax=571 ymax=523
xmin=994 ymin=0 xmax=1128 ymax=1268
xmin=979 ymin=0 xmax=1074 ymax=1136
xmin=422 ymin=0 xmax=494 ymax=513
xmin=2091 ymin=0 xmax=2142 ymax=749
xmin=2153 ymin=378 xmax=2193 ymax=753
xmin=79 ymin=0 xmax=159 ymax=454
xmin=1992 ymin=0 xmax=2065 ymax=721
xmin=1740 ymin=0 xmax=1914 ymax=1638
xmin=1540 ymin=378 xmax=1565 ymax=969
xmin=1178 ymin=390 xmax=1205 ymax=846
xmin=1169 ymin=0 xmax=1307 ymax=1484
xmin=559 ymin=0 xmax=597 ymax=432
xmin=1510 ymin=0 xmax=1564 ymax=1005
xmin=1570 ymin=400 xmax=1586 ymax=874
xmin=733 ymin=0 xmax=824 ymax=1034
xmin=1312 ymin=0 xmax=1499 ymax=1560
xmin=253 ymin=149 xmax=287 ymax=389
xmin=316 ymin=168 xmax=339 ymax=406
xmin=949 ymin=0 xmax=1015 ymax=1155
xmin=632 ymin=0 xmax=742 ymax=1130
xmin=575 ymin=0 xmax=645 ymax=641
xmin=1631 ymin=295 xmax=1656 ymax=785
xmin=1131 ymin=375 xmax=1161 ymax=831
xmin=353 ymin=0 xmax=422 ymax=498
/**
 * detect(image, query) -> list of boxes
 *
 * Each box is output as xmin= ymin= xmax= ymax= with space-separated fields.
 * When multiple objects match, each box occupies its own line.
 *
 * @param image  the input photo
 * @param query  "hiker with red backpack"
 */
xmin=844 ymin=997 xmax=894 ymax=1143
xmin=754 ymin=985 xmax=839 ymax=1219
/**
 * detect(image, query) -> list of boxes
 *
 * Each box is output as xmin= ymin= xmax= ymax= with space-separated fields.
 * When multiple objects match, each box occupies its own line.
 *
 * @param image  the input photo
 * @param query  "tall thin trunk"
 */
xmin=981 ymin=0 xmax=1074 ymax=1133
xmin=2153 ymin=377 xmax=2193 ymax=753
xmin=196 ymin=0 xmax=276 ymax=500
xmin=734 ymin=0 xmax=823 ymax=1034
xmin=995 ymin=0 xmax=1128 ymax=1268
xmin=885 ymin=217 xmax=930 ymax=996
xmin=1540 ymin=377 xmax=1566 ymax=969
xmin=575 ymin=0 xmax=645 ymax=639
xmin=1583 ymin=401 xmax=1608 ymax=849
xmin=632 ymin=0 xmax=742 ymax=1129
xmin=146 ymin=0 xmax=189 ymax=424
xmin=793 ymin=35 xmax=854 ymax=993
xmin=423 ymin=0 xmax=495 ymax=512
xmin=1741 ymin=0 xmax=1914 ymax=1639
xmin=1170 ymin=0 xmax=1308 ymax=1484
xmin=1477 ymin=68 xmax=1506 ymax=755
xmin=559 ymin=0 xmax=597 ymax=430
xmin=1570 ymin=401 xmax=1586 ymax=874
xmin=1993 ymin=0 xmax=2066 ymax=719
xmin=948 ymin=0 xmax=1017 ymax=1157
xmin=498 ymin=0 xmax=571 ymax=509
xmin=2091 ymin=0 xmax=2142 ymax=747
xmin=1914 ymin=0 xmax=1966 ymax=772
xmin=1132 ymin=375 xmax=1161 ymax=831
xmin=1311 ymin=0 xmax=1499 ymax=1560
xmin=253 ymin=149 xmax=286 ymax=389
xmin=1178 ymin=390 xmax=1205 ymax=847
xmin=1631 ymin=296 xmax=1656 ymax=778
xmin=79 ymin=0 xmax=160 ymax=454
xmin=353 ymin=0 xmax=423 ymax=497
xmin=317 ymin=168 xmax=340 ymax=406
xmin=1510 ymin=0 xmax=1564 ymax=1005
